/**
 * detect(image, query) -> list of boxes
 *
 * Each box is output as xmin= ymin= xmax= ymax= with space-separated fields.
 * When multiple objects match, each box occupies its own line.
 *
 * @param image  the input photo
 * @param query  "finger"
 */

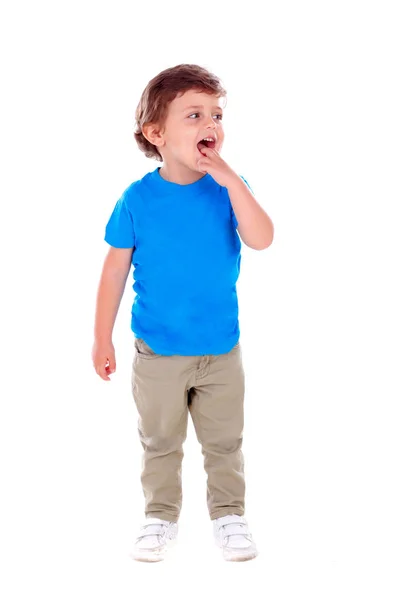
xmin=197 ymin=158 xmax=210 ymax=167
xmin=95 ymin=365 xmax=110 ymax=381
xmin=199 ymin=146 xmax=218 ymax=157
xmin=199 ymin=145 xmax=214 ymax=155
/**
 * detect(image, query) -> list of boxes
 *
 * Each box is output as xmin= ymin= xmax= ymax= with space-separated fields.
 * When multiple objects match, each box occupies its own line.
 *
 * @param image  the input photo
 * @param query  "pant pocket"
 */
xmin=134 ymin=337 xmax=162 ymax=359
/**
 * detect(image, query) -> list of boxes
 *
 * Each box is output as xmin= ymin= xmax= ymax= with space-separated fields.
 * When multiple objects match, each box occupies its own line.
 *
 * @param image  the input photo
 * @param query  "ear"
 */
xmin=142 ymin=123 xmax=165 ymax=148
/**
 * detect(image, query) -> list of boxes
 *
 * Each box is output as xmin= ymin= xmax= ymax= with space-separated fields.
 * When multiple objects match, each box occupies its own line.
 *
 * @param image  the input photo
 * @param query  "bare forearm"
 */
xmin=227 ymin=177 xmax=274 ymax=250
xmin=94 ymin=268 xmax=129 ymax=342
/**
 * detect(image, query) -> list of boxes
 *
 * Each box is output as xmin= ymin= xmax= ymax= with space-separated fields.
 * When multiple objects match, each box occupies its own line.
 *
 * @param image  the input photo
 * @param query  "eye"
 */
xmin=188 ymin=113 xmax=223 ymax=120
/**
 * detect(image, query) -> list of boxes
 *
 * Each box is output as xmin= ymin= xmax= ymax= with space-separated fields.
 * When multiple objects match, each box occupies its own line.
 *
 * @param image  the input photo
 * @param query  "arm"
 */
xmin=93 ymin=246 xmax=134 ymax=342
xmin=227 ymin=176 xmax=274 ymax=251
xmin=195 ymin=146 xmax=274 ymax=250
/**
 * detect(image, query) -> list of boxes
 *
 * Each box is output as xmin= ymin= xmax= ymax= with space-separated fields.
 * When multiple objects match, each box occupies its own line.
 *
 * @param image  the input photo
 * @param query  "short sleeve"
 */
xmin=104 ymin=190 xmax=136 ymax=248
xmin=230 ymin=175 xmax=254 ymax=228
xmin=239 ymin=175 xmax=254 ymax=194
xmin=230 ymin=204 xmax=238 ymax=228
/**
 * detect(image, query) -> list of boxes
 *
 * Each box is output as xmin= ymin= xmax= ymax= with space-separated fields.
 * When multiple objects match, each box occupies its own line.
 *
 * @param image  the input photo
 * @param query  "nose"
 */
xmin=205 ymin=115 xmax=217 ymax=128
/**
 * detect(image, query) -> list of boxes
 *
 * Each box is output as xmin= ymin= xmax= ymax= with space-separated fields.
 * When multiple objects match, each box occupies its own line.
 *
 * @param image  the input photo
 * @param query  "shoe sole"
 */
xmin=223 ymin=547 xmax=258 ymax=561
xmin=215 ymin=538 xmax=258 ymax=562
xmin=129 ymin=537 xmax=177 ymax=563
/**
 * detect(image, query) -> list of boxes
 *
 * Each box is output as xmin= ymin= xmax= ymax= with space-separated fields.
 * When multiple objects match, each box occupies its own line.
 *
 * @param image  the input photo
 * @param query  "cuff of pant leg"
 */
xmin=210 ymin=508 xmax=245 ymax=520
xmin=145 ymin=512 xmax=179 ymax=523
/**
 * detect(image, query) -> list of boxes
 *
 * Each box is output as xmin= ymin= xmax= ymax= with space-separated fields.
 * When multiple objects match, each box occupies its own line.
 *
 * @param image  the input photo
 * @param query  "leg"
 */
xmin=188 ymin=342 xmax=246 ymax=520
xmin=131 ymin=338 xmax=195 ymax=523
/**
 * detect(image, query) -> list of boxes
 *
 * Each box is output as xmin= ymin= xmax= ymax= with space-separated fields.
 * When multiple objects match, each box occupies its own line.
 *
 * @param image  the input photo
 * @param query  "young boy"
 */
xmin=92 ymin=64 xmax=274 ymax=562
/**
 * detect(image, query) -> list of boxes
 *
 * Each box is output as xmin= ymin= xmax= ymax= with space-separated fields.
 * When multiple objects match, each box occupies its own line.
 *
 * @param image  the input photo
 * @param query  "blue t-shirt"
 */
xmin=104 ymin=166 xmax=253 ymax=356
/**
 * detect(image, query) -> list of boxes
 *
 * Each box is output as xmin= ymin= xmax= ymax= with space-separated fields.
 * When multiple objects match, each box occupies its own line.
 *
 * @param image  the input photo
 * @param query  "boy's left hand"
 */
xmin=197 ymin=146 xmax=238 ymax=188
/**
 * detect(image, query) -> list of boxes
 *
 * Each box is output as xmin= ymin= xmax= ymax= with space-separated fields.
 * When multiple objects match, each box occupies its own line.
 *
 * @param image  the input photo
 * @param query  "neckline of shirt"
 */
xmin=149 ymin=167 xmax=215 ymax=194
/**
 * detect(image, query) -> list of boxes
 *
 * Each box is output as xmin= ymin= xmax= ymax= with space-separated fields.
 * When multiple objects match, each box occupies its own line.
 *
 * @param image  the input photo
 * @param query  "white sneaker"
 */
xmin=129 ymin=517 xmax=178 ymax=562
xmin=213 ymin=514 xmax=258 ymax=561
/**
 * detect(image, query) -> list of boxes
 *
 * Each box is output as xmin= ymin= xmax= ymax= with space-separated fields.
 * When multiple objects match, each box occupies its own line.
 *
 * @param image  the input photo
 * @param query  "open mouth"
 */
xmin=197 ymin=137 xmax=216 ymax=153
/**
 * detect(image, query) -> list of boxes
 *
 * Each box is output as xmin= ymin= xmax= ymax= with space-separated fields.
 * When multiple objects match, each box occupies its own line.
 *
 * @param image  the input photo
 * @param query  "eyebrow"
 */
xmin=182 ymin=105 xmax=223 ymax=112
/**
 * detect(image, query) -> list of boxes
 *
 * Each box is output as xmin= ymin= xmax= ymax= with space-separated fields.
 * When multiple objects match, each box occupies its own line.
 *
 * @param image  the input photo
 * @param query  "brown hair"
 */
xmin=133 ymin=64 xmax=227 ymax=162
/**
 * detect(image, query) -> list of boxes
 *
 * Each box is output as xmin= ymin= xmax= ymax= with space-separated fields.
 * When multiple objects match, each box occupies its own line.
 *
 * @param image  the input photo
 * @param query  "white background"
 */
xmin=1 ymin=0 xmax=403 ymax=597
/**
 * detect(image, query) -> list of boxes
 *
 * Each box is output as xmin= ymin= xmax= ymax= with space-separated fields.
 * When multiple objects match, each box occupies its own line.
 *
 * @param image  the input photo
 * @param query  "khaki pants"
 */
xmin=131 ymin=337 xmax=246 ymax=523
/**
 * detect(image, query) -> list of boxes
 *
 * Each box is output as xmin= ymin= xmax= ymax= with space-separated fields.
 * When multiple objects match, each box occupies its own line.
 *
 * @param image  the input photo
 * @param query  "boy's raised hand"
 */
xmin=92 ymin=340 xmax=116 ymax=381
xmin=196 ymin=145 xmax=237 ymax=188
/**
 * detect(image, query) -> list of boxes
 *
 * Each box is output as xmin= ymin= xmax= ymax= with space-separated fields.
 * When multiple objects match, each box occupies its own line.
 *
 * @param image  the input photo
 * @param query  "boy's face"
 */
xmin=145 ymin=89 xmax=225 ymax=172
